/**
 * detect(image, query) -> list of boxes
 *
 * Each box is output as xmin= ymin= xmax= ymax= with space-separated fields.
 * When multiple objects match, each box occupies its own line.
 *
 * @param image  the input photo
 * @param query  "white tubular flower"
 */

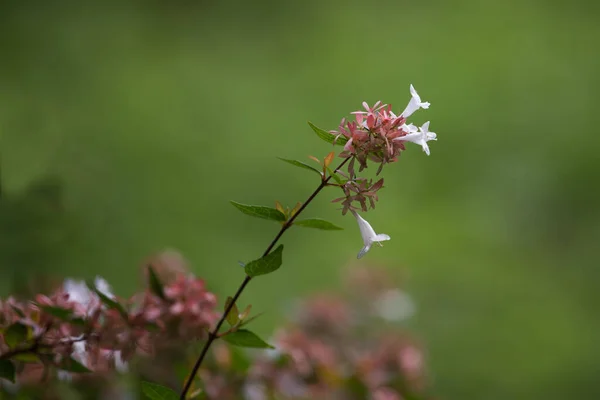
xmin=63 ymin=279 xmax=93 ymax=309
xmin=394 ymin=121 xmax=437 ymax=156
xmin=352 ymin=211 xmax=391 ymax=259
xmin=63 ymin=276 xmax=114 ymax=315
xmin=400 ymin=84 xmax=430 ymax=118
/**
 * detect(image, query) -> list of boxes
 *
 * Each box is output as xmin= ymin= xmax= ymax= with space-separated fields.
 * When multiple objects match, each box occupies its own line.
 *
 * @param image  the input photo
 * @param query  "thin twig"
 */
xmin=179 ymin=157 xmax=350 ymax=399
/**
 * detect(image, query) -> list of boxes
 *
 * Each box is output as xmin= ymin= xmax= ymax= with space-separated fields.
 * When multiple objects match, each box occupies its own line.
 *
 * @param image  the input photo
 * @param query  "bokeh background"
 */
xmin=1 ymin=1 xmax=599 ymax=399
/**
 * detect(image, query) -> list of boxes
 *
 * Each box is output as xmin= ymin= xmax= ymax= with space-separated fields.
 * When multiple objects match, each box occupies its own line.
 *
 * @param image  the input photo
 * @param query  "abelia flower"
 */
xmin=394 ymin=121 xmax=437 ymax=156
xmin=352 ymin=211 xmax=391 ymax=259
xmin=329 ymin=84 xmax=436 ymax=207
xmin=400 ymin=84 xmax=430 ymax=118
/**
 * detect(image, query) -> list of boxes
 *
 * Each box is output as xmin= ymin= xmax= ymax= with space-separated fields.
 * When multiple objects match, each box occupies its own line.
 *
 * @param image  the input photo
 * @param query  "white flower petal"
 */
xmin=394 ymin=132 xmax=422 ymax=145
xmin=409 ymin=84 xmax=420 ymax=102
xmin=401 ymin=85 xmax=430 ymax=118
xmin=352 ymin=211 xmax=390 ymax=259
xmin=357 ymin=244 xmax=371 ymax=259
xmin=374 ymin=234 xmax=391 ymax=242
xmin=401 ymin=123 xmax=418 ymax=133
xmin=400 ymin=98 xmax=420 ymax=118
xmin=94 ymin=276 xmax=114 ymax=299
xmin=63 ymin=279 xmax=93 ymax=308
xmin=354 ymin=211 xmax=378 ymax=241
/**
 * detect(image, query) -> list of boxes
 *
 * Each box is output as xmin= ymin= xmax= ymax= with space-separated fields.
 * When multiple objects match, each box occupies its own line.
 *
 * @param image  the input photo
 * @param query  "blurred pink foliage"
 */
xmin=0 ymin=253 xmax=431 ymax=400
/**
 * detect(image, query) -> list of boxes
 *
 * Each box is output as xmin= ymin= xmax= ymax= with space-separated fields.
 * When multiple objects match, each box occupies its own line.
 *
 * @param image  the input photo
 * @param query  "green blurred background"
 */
xmin=1 ymin=1 xmax=599 ymax=399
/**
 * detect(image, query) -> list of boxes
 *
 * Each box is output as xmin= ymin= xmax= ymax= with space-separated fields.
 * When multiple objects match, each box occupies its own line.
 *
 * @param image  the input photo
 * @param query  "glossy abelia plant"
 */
xmin=0 ymin=85 xmax=438 ymax=399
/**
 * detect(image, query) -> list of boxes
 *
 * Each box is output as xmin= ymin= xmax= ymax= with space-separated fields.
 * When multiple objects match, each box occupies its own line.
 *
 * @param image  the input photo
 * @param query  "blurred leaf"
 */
xmin=147 ymin=266 xmax=166 ymax=300
xmin=70 ymin=317 xmax=87 ymax=327
xmin=277 ymin=158 xmax=322 ymax=176
xmin=290 ymin=202 xmax=302 ymax=218
xmin=308 ymin=155 xmax=321 ymax=165
xmin=12 ymin=352 xmax=40 ymax=363
xmin=308 ymin=122 xmax=348 ymax=145
xmin=0 ymin=359 xmax=15 ymax=383
xmin=294 ymin=219 xmax=343 ymax=230
xmin=87 ymin=282 xmax=128 ymax=320
xmin=4 ymin=323 xmax=30 ymax=348
xmin=239 ymin=304 xmax=252 ymax=321
xmin=141 ymin=381 xmax=179 ymax=400
xmin=58 ymin=356 xmax=92 ymax=373
xmin=324 ymin=151 xmax=335 ymax=168
xmin=274 ymin=200 xmax=286 ymax=216
xmin=39 ymin=305 xmax=74 ymax=321
xmin=244 ymin=245 xmax=284 ymax=277
xmin=224 ymin=296 xmax=239 ymax=326
xmin=222 ymin=329 xmax=274 ymax=349
xmin=239 ymin=312 xmax=264 ymax=328
xmin=345 ymin=375 xmax=369 ymax=398
xmin=230 ymin=201 xmax=286 ymax=222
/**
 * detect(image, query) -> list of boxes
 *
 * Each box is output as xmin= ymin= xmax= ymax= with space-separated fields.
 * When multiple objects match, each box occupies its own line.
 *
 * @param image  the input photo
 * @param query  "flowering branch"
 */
xmin=0 ymin=84 xmax=437 ymax=399
xmin=179 ymin=157 xmax=351 ymax=399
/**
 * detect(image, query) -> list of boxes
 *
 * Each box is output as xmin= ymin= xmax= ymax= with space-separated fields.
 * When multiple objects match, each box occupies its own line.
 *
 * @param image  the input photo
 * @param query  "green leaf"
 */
xmin=4 ymin=323 xmax=30 ymax=348
xmin=224 ymin=297 xmax=239 ymax=326
xmin=147 ymin=266 xmax=166 ymax=300
xmin=277 ymin=158 xmax=322 ymax=176
xmin=0 ymin=359 xmax=15 ymax=383
xmin=87 ymin=282 xmax=128 ymax=320
xmin=230 ymin=201 xmax=286 ymax=222
xmin=308 ymin=121 xmax=348 ymax=145
xmin=294 ymin=218 xmax=344 ymax=230
xmin=222 ymin=329 xmax=274 ymax=349
xmin=244 ymin=245 xmax=284 ymax=277
xmin=326 ymin=166 xmax=345 ymax=185
xmin=58 ymin=356 xmax=92 ymax=373
xmin=141 ymin=381 xmax=179 ymax=400
xmin=39 ymin=305 xmax=74 ymax=321
xmin=12 ymin=352 xmax=41 ymax=363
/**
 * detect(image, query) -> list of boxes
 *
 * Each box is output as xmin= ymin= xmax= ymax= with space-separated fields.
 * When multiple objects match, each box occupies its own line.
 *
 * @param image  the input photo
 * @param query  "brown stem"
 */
xmin=179 ymin=157 xmax=350 ymax=399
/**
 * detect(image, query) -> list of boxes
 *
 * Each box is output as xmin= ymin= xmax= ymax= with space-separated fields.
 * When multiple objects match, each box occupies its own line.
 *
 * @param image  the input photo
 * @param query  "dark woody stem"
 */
xmin=179 ymin=156 xmax=351 ymax=399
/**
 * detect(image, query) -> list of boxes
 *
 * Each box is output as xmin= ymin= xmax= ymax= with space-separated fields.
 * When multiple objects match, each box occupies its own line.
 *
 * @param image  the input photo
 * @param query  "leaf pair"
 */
xmin=231 ymin=202 xmax=342 ymax=231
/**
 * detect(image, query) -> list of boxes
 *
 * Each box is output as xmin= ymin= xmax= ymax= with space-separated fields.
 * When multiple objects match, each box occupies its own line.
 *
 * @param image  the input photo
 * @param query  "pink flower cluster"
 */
xmin=136 ymin=274 xmax=219 ymax=342
xmin=1 ymin=260 xmax=431 ymax=400
xmin=336 ymin=101 xmax=408 ymax=174
xmin=327 ymin=85 xmax=435 ymax=215
xmin=198 ymin=265 xmax=431 ymax=400
xmin=0 ymin=270 xmax=218 ymax=387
